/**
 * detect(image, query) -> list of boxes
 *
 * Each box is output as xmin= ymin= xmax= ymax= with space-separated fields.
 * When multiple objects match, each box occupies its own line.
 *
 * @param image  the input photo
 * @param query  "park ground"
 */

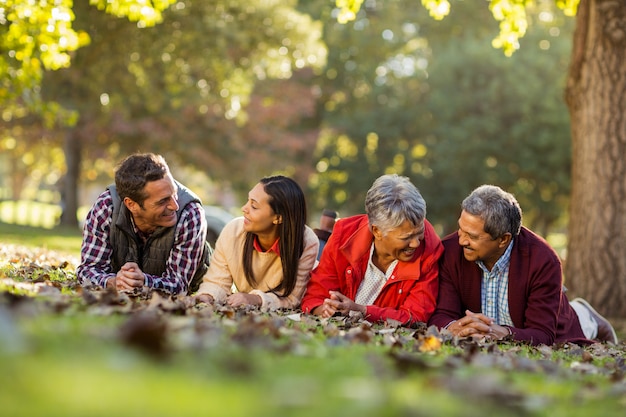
xmin=1 ymin=222 xmax=625 ymax=417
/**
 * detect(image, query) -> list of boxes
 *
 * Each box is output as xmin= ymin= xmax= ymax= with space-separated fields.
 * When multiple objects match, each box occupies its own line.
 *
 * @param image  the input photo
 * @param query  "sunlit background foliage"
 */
xmin=1 ymin=0 xmax=574 ymax=241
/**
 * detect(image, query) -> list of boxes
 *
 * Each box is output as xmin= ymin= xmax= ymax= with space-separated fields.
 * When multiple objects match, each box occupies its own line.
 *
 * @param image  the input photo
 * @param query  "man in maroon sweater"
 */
xmin=429 ymin=185 xmax=617 ymax=346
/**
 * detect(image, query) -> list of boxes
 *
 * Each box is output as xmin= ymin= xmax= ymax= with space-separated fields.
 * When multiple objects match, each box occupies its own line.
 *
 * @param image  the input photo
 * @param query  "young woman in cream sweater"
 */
xmin=195 ymin=176 xmax=318 ymax=310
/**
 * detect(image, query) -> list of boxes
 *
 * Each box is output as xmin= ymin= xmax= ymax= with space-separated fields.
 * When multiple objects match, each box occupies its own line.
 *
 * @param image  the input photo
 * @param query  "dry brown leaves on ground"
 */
xmin=1 ymin=243 xmax=625 ymax=391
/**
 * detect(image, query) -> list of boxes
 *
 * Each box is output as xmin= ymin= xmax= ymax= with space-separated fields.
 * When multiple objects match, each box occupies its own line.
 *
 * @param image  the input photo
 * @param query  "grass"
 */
xmin=0 ymin=199 xmax=63 ymax=229
xmin=2 ymin=310 xmax=625 ymax=417
xmin=0 ymin=221 xmax=82 ymax=254
xmin=1 ymin=223 xmax=625 ymax=417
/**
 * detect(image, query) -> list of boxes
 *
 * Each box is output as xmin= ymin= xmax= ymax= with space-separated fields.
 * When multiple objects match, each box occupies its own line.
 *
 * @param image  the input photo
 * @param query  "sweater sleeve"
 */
xmin=252 ymin=226 xmax=319 ymax=310
xmin=505 ymin=249 xmax=563 ymax=345
xmin=76 ymin=191 xmax=117 ymax=288
xmin=428 ymin=237 xmax=467 ymax=329
xmin=300 ymin=228 xmax=344 ymax=313
xmin=195 ymin=219 xmax=238 ymax=302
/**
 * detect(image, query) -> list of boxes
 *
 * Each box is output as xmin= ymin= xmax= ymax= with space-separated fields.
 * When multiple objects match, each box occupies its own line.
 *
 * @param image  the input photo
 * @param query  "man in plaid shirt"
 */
xmin=76 ymin=153 xmax=209 ymax=295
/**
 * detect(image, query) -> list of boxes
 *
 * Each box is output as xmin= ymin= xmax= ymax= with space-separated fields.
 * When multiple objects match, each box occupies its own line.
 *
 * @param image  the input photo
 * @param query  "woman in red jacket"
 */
xmin=301 ymin=174 xmax=443 ymax=326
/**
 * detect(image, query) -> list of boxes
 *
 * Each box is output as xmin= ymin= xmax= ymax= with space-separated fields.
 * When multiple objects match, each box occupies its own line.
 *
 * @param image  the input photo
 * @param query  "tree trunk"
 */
xmin=59 ymin=129 xmax=81 ymax=228
xmin=565 ymin=0 xmax=626 ymax=317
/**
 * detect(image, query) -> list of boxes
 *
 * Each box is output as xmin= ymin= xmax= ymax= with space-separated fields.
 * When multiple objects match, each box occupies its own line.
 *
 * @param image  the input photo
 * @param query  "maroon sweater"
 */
xmin=429 ymin=227 xmax=589 ymax=345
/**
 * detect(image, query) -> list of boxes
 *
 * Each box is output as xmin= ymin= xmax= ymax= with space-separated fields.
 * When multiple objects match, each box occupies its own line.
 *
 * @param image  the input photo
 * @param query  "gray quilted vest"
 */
xmin=108 ymin=180 xmax=210 ymax=293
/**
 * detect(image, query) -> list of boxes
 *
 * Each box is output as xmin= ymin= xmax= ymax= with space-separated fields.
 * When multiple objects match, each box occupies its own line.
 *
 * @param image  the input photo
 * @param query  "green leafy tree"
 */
xmin=1 ymin=0 xmax=176 ymax=223
xmin=303 ymin=0 xmax=436 ymax=215
xmin=0 ymin=0 xmax=173 ymax=106
xmin=418 ymin=3 xmax=573 ymax=237
xmin=339 ymin=0 xmax=626 ymax=317
xmin=0 ymin=0 xmax=176 ymax=222
xmin=306 ymin=0 xmax=571 ymax=238
xmin=30 ymin=0 xmax=325 ymax=225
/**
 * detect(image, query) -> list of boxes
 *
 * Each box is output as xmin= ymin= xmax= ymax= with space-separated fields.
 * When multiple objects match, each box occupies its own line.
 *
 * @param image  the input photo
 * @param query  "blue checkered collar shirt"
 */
xmin=477 ymin=238 xmax=515 ymax=326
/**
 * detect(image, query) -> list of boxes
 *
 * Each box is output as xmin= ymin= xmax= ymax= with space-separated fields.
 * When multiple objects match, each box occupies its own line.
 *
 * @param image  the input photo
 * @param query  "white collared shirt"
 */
xmin=355 ymin=243 xmax=398 ymax=305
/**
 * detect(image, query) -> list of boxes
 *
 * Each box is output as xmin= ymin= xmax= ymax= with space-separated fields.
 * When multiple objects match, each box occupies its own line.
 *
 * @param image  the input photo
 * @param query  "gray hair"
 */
xmin=364 ymin=174 xmax=426 ymax=234
xmin=461 ymin=185 xmax=522 ymax=238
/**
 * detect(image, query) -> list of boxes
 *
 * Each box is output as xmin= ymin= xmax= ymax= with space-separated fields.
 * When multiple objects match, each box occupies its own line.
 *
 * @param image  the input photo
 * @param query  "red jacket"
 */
xmin=429 ymin=228 xmax=589 ymax=345
xmin=302 ymin=214 xmax=443 ymax=325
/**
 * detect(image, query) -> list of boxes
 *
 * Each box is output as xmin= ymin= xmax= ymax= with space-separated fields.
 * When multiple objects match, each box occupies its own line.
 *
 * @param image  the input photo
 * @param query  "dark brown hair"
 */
xmin=114 ymin=153 xmax=170 ymax=207
xmin=242 ymin=175 xmax=306 ymax=296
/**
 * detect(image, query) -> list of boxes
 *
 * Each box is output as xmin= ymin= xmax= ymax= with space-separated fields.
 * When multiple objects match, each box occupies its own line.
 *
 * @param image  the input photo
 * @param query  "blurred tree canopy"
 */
xmin=336 ymin=0 xmax=579 ymax=56
xmin=336 ymin=0 xmax=626 ymax=317
xmin=0 ymin=0 xmax=174 ymax=107
xmin=1 ymin=0 xmax=326 ymax=226
xmin=307 ymin=0 xmax=573 ymax=236
xmin=0 ymin=0 xmax=176 ymax=214
xmin=419 ymin=2 xmax=573 ymax=236
xmin=2 ymin=0 xmax=625 ymax=316
xmin=1 ymin=0 xmax=574 ymax=236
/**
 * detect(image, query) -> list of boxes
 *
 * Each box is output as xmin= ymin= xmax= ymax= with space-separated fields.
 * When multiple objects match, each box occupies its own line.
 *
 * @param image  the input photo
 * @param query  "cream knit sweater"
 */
xmin=196 ymin=217 xmax=319 ymax=310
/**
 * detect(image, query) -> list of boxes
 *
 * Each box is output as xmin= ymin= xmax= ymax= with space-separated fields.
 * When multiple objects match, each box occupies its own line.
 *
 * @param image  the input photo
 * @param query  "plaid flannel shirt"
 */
xmin=76 ymin=189 xmax=206 ymax=294
xmin=478 ymin=238 xmax=515 ymax=326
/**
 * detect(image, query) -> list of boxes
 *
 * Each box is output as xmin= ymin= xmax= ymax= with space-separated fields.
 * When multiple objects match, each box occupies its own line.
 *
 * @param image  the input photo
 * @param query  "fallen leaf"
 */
xmin=119 ymin=311 xmax=169 ymax=360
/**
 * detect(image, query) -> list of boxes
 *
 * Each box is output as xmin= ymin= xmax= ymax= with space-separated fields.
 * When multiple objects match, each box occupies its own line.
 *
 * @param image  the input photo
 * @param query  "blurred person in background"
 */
xmin=313 ymin=209 xmax=338 ymax=260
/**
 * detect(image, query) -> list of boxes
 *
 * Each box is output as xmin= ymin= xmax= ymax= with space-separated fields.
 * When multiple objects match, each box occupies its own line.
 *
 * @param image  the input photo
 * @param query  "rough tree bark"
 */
xmin=59 ymin=129 xmax=81 ymax=228
xmin=565 ymin=0 xmax=626 ymax=317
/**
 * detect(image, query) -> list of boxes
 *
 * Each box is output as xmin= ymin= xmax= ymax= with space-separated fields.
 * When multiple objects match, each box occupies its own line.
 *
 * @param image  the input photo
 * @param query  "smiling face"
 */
xmin=241 ymin=182 xmax=281 ymax=237
xmin=125 ymin=174 xmax=179 ymax=233
xmin=457 ymin=210 xmax=511 ymax=271
xmin=373 ymin=219 xmax=425 ymax=265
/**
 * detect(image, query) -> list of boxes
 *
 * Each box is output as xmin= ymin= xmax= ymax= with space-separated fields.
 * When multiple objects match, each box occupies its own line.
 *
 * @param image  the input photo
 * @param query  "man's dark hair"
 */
xmin=115 ymin=153 xmax=170 ymax=207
